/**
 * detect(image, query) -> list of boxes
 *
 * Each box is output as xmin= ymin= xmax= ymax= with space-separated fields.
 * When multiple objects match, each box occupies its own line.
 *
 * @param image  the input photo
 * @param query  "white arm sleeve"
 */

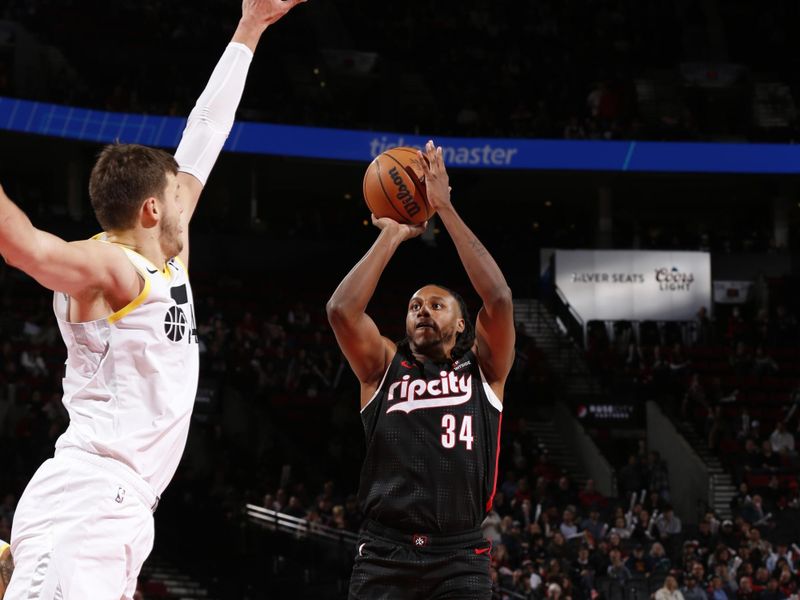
xmin=174 ymin=42 xmax=254 ymax=186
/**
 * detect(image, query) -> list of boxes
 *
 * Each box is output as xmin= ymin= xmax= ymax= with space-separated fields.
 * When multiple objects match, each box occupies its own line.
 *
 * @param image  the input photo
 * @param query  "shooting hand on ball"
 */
xmin=371 ymin=214 xmax=427 ymax=242
xmin=416 ymin=140 xmax=452 ymax=212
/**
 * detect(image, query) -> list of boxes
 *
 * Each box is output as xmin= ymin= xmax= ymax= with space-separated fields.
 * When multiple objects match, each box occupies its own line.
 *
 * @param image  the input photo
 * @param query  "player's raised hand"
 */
xmin=371 ymin=214 xmax=427 ymax=242
xmin=416 ymin=140 xmax=452 ymax=212
xmin=241 ymin=0 xmax=306 ymax=30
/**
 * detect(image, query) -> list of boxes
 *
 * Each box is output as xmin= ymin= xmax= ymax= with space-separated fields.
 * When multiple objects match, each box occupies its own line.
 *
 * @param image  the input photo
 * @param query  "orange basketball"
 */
xmin=362 ymin=147 xmax=434 ymax=225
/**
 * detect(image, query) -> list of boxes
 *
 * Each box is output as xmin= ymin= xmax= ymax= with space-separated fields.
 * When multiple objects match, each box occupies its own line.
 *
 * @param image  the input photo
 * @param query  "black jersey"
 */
xmin=358 ymin=349 xmax=503 ymax=534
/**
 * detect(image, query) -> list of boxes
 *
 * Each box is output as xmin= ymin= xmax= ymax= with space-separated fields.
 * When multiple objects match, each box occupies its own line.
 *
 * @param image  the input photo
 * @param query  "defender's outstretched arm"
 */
xmin=174 ymin=0 xmax=306 ymax=267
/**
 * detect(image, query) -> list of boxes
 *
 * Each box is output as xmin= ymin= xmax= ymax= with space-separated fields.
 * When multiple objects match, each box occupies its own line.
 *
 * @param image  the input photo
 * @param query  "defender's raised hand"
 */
xmin=241 ymin=0 xmax=306 ymax=30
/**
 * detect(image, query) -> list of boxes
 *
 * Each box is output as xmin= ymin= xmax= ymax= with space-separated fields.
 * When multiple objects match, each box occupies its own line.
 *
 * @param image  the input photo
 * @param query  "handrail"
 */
xmin=245 ymin=504 xmax=526 ymax=597
xmin=552 ymin=286 xmax=586 ymax=348
xmin=245 ymin=504 xmax=360 ymax=546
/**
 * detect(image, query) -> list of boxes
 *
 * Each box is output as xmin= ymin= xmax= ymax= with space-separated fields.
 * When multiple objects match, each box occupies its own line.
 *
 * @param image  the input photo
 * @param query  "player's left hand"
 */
xmin=241 ymin=0 xmax=306 ymax=30
xmin=415 ymin=140 xmax=452 ymax=212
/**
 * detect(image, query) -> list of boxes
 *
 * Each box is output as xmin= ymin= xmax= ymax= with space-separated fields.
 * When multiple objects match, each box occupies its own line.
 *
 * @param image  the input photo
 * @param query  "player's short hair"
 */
xmin=89 ymin=143 xmax=178 ymax=231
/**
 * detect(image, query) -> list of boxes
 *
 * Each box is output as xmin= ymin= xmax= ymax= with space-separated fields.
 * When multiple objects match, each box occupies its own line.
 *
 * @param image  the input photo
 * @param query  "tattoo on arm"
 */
xmin=470 ymin=237 xmax=488 ymax=257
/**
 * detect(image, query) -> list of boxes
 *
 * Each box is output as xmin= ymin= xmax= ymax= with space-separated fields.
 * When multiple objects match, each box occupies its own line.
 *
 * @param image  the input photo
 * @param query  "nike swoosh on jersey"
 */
xmin=146 ymin=267 xmax=158 ymax=274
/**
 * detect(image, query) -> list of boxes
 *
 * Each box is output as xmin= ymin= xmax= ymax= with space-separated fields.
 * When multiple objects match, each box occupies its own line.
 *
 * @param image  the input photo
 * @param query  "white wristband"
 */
xmin=174 ymin=42 xmax=254 ymax=186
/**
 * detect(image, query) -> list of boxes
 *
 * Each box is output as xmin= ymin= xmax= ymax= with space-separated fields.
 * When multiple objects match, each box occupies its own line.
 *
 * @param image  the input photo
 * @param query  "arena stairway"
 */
xmin=673 ymin=420 xmax=736 ymax=519
xmin=513 ymin=299 xmax=602 ymax=397
xmin=526 ymin=419 xmax=590 ymax=489
xmin=138 ymin=556 xmax=215 ymax=600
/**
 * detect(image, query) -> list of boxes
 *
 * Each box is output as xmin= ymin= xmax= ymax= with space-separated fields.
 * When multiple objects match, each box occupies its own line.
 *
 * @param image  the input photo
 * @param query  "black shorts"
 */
xmin=348 ymin=520 xmax=492 ymax=600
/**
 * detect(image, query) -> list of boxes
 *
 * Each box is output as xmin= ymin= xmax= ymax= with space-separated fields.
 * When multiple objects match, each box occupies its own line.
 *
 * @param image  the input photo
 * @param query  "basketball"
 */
xmin=362 ymin=147 xmax=434 ymax=225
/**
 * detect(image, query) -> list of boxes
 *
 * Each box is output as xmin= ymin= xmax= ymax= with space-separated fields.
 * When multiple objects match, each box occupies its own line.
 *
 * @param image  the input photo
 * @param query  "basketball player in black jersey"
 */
xmin=327 ymin=140 xmax=515 ymax=599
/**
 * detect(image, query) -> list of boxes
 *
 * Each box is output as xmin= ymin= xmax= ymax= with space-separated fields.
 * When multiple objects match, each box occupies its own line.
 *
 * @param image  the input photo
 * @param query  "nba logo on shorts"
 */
xmin=412 ymin=534 xmax=428 ymax=547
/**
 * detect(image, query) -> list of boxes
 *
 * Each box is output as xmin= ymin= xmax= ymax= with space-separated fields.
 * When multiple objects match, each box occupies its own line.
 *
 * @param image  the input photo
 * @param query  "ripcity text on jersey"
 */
xmin=53 ymin=240 xmax=199 ymax=497
xmin=359 ymin=349 xmax=503 ymax=534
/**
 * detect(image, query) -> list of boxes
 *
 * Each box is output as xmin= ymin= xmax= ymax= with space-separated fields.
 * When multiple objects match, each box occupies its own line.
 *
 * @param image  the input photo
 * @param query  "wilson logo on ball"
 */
xmin=387 ymin=166 xmax=420 ymax=217
xmin=362 ymin=147 xmax=432 ymax=225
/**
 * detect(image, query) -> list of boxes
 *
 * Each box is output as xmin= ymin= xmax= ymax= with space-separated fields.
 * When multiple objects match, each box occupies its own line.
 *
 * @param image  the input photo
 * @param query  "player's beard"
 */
xmin=160 ymin=214 xmax=183 ymax=259
xmin=411 ymin=326 xmax=455 ymax=357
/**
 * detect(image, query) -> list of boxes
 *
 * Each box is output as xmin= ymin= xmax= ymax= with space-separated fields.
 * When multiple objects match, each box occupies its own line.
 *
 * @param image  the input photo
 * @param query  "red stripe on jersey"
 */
xmin=485 ymin=412 xmax=503 ymax=513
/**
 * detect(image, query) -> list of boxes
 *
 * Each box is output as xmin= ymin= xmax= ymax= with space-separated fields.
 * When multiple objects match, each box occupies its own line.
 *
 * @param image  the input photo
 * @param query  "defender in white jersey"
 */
xmin=0 ymin=1 xmax=305 ymax=598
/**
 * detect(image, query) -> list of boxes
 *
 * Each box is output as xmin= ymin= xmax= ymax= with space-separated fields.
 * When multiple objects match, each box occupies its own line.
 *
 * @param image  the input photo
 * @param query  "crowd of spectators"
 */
xmin=562 ymin=278 xmax=800 ymax=600
xmin=2 ymin=0 xmax=800 ymax=142
xmin=482 ymin=443 xmax=800 ymax=600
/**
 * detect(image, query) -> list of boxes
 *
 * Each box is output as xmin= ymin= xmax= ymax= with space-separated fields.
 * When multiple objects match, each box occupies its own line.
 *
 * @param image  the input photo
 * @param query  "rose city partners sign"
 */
xmin=555 ymin=250 xmax=711 ymax=321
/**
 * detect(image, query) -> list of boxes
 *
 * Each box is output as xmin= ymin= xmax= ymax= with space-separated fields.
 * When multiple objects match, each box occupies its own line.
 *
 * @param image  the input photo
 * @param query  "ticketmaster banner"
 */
xmin=4 ymin=96 xmax=800 ymax=173
xmin=555 ymin=250 xmax=711 ymax=321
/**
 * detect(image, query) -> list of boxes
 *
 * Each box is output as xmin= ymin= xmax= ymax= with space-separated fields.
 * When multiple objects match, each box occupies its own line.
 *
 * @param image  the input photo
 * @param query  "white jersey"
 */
xmin=53 ymin=244 xmax=200 ymax=497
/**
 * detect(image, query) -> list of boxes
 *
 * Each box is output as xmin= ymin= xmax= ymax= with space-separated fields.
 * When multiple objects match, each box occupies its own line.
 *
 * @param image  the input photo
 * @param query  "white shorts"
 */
xmin=6 ymin=449 xmax=156 ymax=600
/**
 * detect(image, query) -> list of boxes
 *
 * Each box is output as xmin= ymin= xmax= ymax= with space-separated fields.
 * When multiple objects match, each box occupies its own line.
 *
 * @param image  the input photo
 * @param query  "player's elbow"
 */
xmin=486 ymin=285 xmax=513 ymax=311
xmin=326 ymin=299 xmax=346 ymax=324
xmin=326 ymin=298 xmax=361 ymax=328
xmin=1 ymin=246 xmax=39 ymax=273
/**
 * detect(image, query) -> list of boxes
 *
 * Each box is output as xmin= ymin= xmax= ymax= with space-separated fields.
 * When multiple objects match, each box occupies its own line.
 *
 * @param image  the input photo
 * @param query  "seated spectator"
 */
xmin=607 ymin=548 xmax=632 ymax=585
xmin=655 ymin=575 xmax=685 ymax=600
xmin=547 ymin=532 xmax=571 ymax=561
xmin=625 ymin=544 xmax=654 ymax=577
xmin=758 ymin=442 xmax=781 ymax=471
xmin=581 ymin=506 xmax=608 ymax=543
xmin=682 ymin=574 xmax=707 ymax=600
xmin=656 ymin=504 xmax=683 ymax=539
xmin=776 ymin=568 xmax=794 ymax=597
xmin=752 ymin=346 xmax=779 ymax=377
xmin=631 ymin=509 xmax=657 ymax=544
xmin=554 ymin=476 xmax=578 ymax=507
xmin=769 ymin=422 xmax=795 ymax=455
xmin=765 ymin=542 xmax=794 ymax=573
xmin=751 ymin=566 xmax=771 ymax=592
xmin=560 ymin=508 xmax=582 ymax=540
xmin=571 ymin=545 xmax=595 ymax=593
xmin=709 ymin=574 xmax=734 ymax=600
xmin=718 ymin=520 xmax=739 ymax=548
xmin=736 ymin=408 xmax=753 ymax=441
xmin=546 ymin=582 xmax=563 ymax=600
xmin=669 ymin=343 xmax=691 ymax=376
xmin=738 ymin=576 xmax=757 ymax=600
xmin=524 ymin=559 xmax=543 ymax=593
xmin=609 ymin=516 xmax=632 ymax=539
xmin=741 ymin=494 xmax=766 ymax=525
xmin=284 ymin=496 xmax=306 ymax=519
xmin=578 ymin=479 xmax=605 ymax=510
xmin=650 ymin=542 xmax=671 ymax=571
xmin=760 ymin=578 xmax=787 ymax=600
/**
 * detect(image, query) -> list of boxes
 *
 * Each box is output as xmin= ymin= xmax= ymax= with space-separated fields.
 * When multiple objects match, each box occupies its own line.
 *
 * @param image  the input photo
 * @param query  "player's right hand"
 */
xmin=371 ymin=214 xmax=427 ymax=242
